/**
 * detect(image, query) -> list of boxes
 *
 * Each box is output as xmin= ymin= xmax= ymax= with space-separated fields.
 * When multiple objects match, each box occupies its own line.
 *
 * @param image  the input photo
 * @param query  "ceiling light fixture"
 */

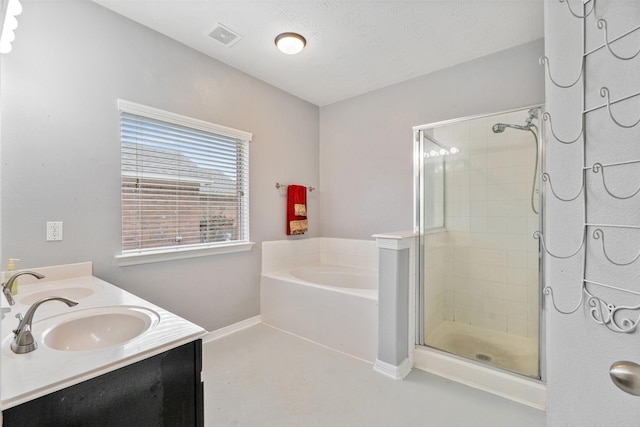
xmin=275 ymin=32 xmax=306 ymax=55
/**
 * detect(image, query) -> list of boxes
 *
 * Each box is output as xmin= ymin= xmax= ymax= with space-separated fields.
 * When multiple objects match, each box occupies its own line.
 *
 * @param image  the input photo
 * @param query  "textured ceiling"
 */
xmin=92 ymin=1 xmax=544 ymax=106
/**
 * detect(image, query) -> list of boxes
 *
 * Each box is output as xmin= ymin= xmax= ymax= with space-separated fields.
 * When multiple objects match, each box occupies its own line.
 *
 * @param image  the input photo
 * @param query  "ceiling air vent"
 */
xmin=207 ymin=23 xmax=242 ymax=47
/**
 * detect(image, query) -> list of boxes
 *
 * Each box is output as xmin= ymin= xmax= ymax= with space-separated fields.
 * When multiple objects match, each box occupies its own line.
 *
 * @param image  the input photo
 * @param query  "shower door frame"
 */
xmin=413 ymin=129 xmax=448 ymax=345
xmin=413 ymin=104 xmax=546 ymax=381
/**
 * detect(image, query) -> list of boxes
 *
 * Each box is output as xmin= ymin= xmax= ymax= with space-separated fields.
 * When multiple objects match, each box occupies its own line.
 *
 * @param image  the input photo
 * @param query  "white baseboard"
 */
xmin=373 ymin=357 xmax=412 ymax=380
xmin=203 ymin=315 xmax=262 ymax=343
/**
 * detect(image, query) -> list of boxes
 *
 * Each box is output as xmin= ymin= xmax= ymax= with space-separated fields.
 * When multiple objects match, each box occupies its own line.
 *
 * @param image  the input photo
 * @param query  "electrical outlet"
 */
xmin=46 ymin=221 xmax=63 ymax=241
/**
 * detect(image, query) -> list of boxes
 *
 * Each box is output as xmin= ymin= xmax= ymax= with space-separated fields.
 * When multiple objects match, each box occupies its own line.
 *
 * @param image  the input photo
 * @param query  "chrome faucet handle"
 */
xmin=11 ymin=296 xmax=78 ymax=354
xmin=3 ymin=286 xmax=15 ymax=306
xmin=12 ymin=313 xmax=24 ymax=336
xmin=2 ymin=271 xmax=46 ymax=306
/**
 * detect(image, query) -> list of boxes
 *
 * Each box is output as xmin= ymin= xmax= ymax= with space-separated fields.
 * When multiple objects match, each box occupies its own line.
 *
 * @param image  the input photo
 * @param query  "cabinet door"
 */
xmin=3 ymin=339 xmax=204 ymax=427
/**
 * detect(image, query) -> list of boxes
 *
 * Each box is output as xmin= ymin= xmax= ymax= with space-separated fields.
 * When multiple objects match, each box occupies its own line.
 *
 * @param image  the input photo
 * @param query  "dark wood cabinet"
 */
xmin=2 ymin=340 xmax=203 ymax=427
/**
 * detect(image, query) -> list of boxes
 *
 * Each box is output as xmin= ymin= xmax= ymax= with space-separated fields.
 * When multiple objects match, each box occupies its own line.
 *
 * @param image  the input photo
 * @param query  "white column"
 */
xmin=372 ymin=231 xmax=417 ymax=380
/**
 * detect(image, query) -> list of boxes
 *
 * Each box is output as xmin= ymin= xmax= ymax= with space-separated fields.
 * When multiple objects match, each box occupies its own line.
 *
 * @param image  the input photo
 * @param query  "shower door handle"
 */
xmin=610 ymin=361 xmax=640 ymax=396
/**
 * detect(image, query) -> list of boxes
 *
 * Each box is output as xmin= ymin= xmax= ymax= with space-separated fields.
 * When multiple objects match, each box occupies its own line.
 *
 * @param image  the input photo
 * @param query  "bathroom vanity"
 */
xmin=0 ymin=262 xmax=207 ymax=426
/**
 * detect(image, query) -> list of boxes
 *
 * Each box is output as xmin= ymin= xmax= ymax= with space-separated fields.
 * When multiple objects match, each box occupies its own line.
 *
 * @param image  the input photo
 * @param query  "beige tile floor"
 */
xmin=202 ymin=324 xmax=546 ymax=427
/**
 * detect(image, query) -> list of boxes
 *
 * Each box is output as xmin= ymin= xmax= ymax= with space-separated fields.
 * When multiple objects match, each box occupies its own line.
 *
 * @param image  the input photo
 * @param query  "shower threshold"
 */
xmin=413 ymin=322 xmax=547 ymax=411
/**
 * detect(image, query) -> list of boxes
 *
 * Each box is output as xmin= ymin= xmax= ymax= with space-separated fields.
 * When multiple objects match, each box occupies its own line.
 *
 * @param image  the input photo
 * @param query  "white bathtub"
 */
xmin=290 ymin=265 xmax=377 ymax=296
xmin=260 ymin=264 xmax=378 ymax=362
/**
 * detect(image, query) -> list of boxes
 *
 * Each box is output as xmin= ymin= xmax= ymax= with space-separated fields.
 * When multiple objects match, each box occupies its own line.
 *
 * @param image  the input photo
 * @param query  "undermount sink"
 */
xmin=41 ymin=306 xmax=160 ymax=351
xmin=19 ymin=287 xmax=96 ymax=305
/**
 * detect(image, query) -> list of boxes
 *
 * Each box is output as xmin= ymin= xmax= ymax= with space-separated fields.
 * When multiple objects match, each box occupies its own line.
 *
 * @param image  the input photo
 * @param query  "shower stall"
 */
xmin=414 ymin=106 xmax=543 ymax=380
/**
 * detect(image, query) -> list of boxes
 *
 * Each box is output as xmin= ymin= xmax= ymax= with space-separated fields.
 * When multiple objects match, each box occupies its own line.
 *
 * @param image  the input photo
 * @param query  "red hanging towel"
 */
xmin=286 ymin=185 xmax=308 ymax=235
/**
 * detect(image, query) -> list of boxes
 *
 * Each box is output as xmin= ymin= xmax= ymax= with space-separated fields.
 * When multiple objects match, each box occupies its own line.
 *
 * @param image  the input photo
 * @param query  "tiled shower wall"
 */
xmin=427 ymin=109 xmax=540 ymax=339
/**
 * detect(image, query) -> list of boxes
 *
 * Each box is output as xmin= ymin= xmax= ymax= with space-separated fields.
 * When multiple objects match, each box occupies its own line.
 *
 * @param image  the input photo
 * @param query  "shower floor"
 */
xmin=425 ymin=321 xmax=539 ymax=378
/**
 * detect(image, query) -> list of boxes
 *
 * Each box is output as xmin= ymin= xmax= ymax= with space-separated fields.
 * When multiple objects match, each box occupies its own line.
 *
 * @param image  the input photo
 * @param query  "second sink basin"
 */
xmin=18 ymin=281 xmax=102 ymax=306
xmin=41 ymin=306 xmax=160 ymax=351
xmin=20 ymin=287 xmax=95 ymax=306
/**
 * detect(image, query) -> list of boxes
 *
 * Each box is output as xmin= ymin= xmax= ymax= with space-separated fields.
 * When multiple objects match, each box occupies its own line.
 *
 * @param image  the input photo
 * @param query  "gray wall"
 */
xmin=545 ymin=1 xmax=640 ymax=425
xmin=0 ymin=0 xmax=319 ymax=331
xmin=318 ymin=38 xmax=545 ymax=239
xmin=1 ymin=1 xmax=545 ymax=339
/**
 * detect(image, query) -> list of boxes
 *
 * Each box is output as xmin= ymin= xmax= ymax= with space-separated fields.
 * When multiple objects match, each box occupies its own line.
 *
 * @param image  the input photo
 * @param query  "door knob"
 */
xmin=610 ymin=361 xmax=640 ymax=396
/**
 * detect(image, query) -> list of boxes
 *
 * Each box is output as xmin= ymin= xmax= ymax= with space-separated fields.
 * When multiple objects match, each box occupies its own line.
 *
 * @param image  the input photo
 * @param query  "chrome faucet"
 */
xmin=2 ymin=271 xmax=45 ymax=305
xmin=11 ymin=296 xmax=78 ymax=354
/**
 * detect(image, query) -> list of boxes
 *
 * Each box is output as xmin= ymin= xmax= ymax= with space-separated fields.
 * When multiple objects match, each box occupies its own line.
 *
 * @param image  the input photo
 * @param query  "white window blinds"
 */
xmin=119 ymin=100 xmax=251 ymax=254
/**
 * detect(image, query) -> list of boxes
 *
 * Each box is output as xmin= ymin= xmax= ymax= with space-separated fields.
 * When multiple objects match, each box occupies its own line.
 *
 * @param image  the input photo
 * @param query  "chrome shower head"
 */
xmin=492 ymin=123 xmax=506 ymax=133
xmin=492 ymin=123 xmax=530 ymax=133
xmin=493 ymin=108 xmax=540 ymax=134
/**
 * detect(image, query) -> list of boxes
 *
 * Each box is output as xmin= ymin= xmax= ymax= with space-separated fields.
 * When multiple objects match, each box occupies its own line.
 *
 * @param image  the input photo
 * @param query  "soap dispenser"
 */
xmin=8 ymin=258 xmax=20 ymax=295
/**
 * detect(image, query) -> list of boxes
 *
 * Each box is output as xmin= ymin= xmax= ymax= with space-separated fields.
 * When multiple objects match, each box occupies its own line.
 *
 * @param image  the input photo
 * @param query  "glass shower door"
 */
xmin=416 ymin=107 xmax=541 ymax=379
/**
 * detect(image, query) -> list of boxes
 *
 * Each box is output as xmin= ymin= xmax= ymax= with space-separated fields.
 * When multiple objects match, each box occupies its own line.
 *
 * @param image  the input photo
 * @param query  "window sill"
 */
xmin=115 ymin=241 xmax=255 ymax=267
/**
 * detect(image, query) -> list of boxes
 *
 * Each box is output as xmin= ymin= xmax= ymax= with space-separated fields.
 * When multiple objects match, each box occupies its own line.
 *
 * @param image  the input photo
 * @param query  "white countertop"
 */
xmin=1 ymin=262 xmax=207 ymax=409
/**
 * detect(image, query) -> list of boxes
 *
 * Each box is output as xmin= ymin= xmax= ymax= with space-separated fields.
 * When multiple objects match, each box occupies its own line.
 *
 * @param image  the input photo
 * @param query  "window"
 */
xmin=116 ymin=100 xmax=253 ymax=266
